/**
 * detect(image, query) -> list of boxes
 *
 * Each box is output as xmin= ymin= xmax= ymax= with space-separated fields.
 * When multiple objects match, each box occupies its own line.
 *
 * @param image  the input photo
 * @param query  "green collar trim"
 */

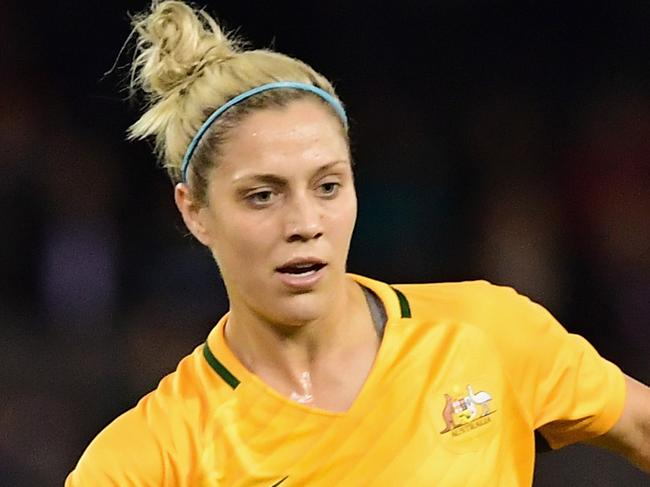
xmin=203 ymin=342 xmax=240 ymax=389
xmin=391 ymin=287 xmax=412 ymax=318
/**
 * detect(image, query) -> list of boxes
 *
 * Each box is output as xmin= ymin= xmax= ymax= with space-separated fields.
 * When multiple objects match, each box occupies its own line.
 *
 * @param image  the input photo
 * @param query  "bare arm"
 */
xmin=586 ymin=375 xmax=650 ymax=473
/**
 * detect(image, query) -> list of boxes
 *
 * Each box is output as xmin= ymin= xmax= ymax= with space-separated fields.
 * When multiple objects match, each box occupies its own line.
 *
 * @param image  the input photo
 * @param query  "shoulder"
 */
xmin=67 ymin=340 xmax=232 ymax=486
xmin=391 ymin=280 xmax=575 ymax=366
xmin=131 ymin=340 xmax=237 ymax=437
xmin=353 ymin=273 xmax=547 ymax=338
xmin=393 ymin=279 xmax=538 ymax=326
xmin=353 ymin=273 xmax=522 ymax=320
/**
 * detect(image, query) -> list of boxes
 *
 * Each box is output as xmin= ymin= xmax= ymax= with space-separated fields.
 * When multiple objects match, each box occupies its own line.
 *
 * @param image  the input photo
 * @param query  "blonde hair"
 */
xmin=128 ymin=0 xmax=346 ymax=203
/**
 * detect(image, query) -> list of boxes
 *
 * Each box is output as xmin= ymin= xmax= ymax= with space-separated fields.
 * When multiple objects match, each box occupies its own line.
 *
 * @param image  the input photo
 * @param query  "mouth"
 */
xmin=275 ymin=258 xmax=327 ymax=289
xmin=276 ymin=259 xmax=327 ymax=276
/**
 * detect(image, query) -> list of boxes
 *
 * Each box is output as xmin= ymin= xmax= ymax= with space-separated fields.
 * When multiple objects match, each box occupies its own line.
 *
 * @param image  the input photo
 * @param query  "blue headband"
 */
xmin=180 ymin=81 xmax=348 ymax=182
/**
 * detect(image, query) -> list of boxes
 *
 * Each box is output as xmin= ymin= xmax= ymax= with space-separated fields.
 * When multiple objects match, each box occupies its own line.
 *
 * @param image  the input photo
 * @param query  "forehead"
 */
xmin=216 ymin=99 xmax=350 ymax=178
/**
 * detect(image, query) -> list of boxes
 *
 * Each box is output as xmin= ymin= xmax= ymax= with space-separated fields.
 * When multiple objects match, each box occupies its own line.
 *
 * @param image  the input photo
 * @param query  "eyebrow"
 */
xmin=233 ymin=160 xmax=348 ymax=186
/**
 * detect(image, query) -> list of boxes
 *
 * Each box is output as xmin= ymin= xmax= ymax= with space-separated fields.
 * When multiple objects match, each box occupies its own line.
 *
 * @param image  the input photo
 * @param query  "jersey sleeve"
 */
xmin=65 ymin=396 xmax=167 ymax=487
xmin=65 ymin=358 xmax=203 ymax=486
xmin=477 ymin=283 xmax=627 ymax=449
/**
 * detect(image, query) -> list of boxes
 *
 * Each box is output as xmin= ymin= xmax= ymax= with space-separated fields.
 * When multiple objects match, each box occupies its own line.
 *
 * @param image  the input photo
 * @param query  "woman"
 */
xmin=66 ymin=1 xmax=650 ymax=485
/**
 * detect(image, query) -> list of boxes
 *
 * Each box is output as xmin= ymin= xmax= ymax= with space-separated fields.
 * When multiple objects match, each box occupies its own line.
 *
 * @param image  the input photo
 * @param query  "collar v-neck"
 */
xmin=203 ymin=274 xmax=412 ymax=416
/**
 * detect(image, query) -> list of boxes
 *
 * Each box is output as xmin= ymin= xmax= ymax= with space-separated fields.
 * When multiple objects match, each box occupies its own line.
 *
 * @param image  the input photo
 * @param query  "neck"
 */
xmin=224 ymin=277 xmax=375 ymax=388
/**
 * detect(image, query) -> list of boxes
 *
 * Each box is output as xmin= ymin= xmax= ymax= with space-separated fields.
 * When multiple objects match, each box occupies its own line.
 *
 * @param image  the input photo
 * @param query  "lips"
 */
xmin=275 ymin=258 xmax=327 ymax=290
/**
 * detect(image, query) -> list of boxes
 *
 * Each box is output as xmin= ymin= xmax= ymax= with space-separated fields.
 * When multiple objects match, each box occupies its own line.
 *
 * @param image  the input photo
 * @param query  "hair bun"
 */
xmin=132 ymin=0 xmax=236 ymax=98
xmin=126 ymin=0 xmax=340 ymax=184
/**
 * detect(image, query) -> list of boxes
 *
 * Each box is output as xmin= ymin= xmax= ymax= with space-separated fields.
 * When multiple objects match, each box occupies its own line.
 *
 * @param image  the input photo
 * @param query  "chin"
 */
xmin=271 ymin=291 xmax=329 ymax=327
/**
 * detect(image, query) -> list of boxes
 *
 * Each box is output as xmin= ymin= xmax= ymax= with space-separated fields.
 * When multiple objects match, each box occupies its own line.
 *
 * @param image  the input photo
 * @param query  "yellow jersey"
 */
xmin=66 ymin=274 xmax=625 ymax=486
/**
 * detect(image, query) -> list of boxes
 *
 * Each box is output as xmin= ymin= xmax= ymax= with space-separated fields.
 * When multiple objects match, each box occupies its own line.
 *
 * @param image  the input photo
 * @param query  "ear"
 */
xmin=174 ymin=183 xmax=213 ymax=246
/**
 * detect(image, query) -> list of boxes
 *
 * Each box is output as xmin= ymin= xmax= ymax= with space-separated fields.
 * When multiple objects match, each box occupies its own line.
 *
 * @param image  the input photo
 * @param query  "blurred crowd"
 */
xmin=1 ymin=1 xmax=648 ymax=485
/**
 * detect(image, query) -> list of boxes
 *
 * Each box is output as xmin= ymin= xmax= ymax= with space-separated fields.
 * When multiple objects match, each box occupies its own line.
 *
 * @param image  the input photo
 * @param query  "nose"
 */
xmin=284 ymin=193 xmax=324 ymax=243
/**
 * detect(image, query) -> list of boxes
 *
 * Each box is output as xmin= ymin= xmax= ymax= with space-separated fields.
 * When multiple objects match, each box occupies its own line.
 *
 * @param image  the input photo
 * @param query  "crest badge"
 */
xmin=440 ymin=384 xmax=495 ymax=436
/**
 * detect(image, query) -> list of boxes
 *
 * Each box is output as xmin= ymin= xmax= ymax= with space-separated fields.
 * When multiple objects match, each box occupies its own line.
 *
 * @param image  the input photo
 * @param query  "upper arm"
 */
xmin=586 ymin=374 xmax=650 ymax=474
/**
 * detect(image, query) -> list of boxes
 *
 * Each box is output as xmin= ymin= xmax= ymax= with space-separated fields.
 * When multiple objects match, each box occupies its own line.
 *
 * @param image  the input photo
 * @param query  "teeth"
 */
xmin=289 ymin=266 xmax=315 ymax=274
xmin=294 ymin=269 xmax=316 ymax=276
xmin=281 ymin=263 xmax=322 ymax=274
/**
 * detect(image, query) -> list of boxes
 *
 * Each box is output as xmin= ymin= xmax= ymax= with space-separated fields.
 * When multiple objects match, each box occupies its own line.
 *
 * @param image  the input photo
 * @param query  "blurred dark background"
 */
xmin=1 ymin=0 xmax=649 ymax=485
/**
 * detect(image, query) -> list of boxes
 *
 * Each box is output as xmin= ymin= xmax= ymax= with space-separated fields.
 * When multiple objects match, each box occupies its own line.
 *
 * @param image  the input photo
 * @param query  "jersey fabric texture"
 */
xmin=66 ymin=274 xmax=626 ymax=486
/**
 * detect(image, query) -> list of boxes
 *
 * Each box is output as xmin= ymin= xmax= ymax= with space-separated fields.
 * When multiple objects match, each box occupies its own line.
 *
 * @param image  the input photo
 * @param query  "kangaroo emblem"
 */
xmin=440 ymin=385 xmax=494 ymax=434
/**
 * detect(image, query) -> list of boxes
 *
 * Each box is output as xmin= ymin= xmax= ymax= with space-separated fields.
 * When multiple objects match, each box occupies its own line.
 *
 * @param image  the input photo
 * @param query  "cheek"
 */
xmin=328 ymin=192 xmax=357 ymax=243
xmin=211 ymin=212 xmax=275 ymax=272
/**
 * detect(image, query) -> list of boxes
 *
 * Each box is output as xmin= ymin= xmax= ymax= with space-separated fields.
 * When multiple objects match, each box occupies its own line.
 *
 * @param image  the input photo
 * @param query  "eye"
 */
xmin=318 ymin=182 xmax=340 ymax=198
xmin=246 ymin=190 xmax=276 ymax=207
